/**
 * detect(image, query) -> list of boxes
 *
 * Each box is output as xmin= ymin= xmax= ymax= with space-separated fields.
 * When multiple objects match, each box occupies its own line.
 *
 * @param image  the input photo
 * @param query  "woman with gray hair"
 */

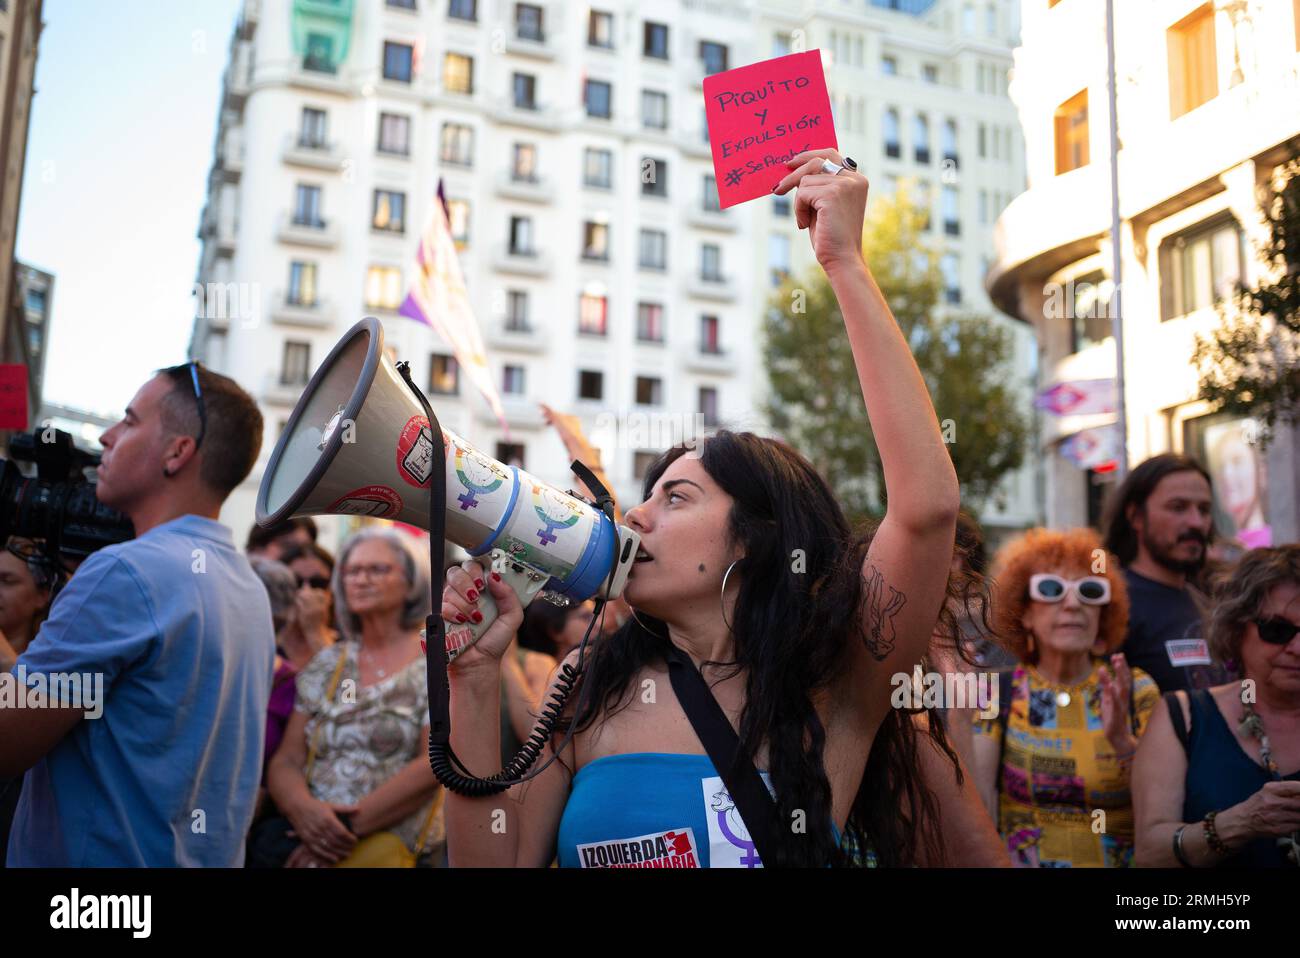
xmin=1133 ymin=544 xmax=1300 ymax=867
xmin=262 ymin=527 xmax=444 ymax=868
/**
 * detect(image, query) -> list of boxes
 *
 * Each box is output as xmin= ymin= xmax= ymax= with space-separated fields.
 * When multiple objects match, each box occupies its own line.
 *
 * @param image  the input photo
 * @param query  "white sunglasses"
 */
xmin=1028 ymin=573 xmax=1111 ymax=606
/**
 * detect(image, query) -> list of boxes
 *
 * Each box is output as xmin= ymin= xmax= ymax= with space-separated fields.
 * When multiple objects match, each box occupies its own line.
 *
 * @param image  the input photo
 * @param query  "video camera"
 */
xmin=0 ymin=426 xmax=134 ymax=580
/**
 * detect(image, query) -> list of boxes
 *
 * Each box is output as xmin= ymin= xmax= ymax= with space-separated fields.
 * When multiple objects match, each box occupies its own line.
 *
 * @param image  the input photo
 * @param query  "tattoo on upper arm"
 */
xmin=862 ymin=563 xmax=907 ymax=661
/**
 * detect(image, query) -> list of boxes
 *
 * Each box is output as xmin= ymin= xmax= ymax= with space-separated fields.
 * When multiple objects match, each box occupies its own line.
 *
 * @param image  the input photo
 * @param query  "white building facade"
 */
xmin=988 ymin=0 xmax=1300 ymax=544
xmin=193 ymin=0 xmax=1042 ymax=544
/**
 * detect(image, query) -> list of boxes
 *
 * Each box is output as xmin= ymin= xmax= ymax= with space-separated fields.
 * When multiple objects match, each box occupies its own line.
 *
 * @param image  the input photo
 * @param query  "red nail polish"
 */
xmin=471 ymin=611 xmax=483 ymax=624
xmin=491 ymin=572 xmax=501 ymax=582
xmin=456 ymin=613 xmax=467 ymax=623
xmin=467 ymin=589 xmax=477 ymax=601
xmin=474 ymin=578 xmax=485 ymax=591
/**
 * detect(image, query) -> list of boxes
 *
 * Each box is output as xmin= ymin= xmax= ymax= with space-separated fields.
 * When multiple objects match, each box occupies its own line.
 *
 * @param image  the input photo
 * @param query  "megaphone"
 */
xmin=257 ymin=317 xmax=641 ymax=659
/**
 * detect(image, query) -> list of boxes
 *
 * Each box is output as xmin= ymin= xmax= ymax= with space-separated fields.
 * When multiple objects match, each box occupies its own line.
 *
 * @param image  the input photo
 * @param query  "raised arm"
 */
xmin=776 ymin=150 xmax=960 ymax=726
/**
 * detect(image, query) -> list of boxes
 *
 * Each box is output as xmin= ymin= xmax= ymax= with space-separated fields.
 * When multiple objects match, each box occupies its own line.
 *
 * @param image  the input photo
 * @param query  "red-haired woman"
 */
xmin=972 ymin=528 xmax=1160 ymax=867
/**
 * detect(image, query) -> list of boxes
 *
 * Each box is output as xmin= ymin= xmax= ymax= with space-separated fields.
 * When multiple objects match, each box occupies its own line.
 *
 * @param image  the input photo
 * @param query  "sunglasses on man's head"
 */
xmin=296 ymin=574 xmax=331 ymax=591
xmin=1028 ymin=573 xmax=1111 ymax=605
xmin=1253 ymin=617 xmax=1300 ymax=646
xmin=188 ymin=361 xmax=207 ymax=451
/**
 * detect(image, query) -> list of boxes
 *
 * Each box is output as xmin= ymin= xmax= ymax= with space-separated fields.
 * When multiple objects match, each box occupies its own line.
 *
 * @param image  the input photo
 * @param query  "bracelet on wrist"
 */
xmin=1203 ymin=810 xmax=1231 ymax=857
xmin=1172 ymin=824 xmax=1192 ymax=867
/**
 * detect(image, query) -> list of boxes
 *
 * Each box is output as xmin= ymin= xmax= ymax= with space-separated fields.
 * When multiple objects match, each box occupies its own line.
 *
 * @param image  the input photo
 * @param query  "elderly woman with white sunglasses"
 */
xmin=972 ymin=528 xmax=1161 ymax=867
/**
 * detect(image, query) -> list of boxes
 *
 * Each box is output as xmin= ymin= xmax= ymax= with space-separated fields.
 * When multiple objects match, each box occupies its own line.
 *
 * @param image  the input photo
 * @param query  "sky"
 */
xmin=17 ymin=0 xmax=241 ymax=418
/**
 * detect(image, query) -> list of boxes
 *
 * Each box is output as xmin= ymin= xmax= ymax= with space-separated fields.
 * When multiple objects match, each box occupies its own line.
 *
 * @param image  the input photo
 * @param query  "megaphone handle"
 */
xmin=443 ymin=552 xmax=548 ymax=662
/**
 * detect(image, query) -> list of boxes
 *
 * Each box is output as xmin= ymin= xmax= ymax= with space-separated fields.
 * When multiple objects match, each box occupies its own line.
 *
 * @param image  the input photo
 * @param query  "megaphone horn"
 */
xmin=256 ymin=317 xmax=641 ymax=654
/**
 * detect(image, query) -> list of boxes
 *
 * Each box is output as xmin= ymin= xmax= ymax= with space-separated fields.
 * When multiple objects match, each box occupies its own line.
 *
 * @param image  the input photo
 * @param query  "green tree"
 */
xmin=1193 ymin=156 xmax=1300 ymax=437
xmin=762 ymin=185 xmax=1029 ymax=520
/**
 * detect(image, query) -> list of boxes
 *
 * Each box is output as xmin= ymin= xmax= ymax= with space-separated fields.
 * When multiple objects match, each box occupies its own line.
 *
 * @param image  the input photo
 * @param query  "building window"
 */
xmin=365 ymin=265 xmax=403 ymax=310
xmin=589 ymin=10 xmax=614 ymax=48
xmin=768 ymin=234 xmax=790 ymax=287
xmin=942 ymin=186 xmax=960 ymax=236
xmin=1054 ymin=89 xmax=1089 ymax=175
xmin=698 ymin=387 xmax=719 ymax=427
xmin=635 ymin=376 xmax=663 ymax=406
xmin=639 ymin=229 xmax=667 ymax=270
xmin=700 ymin=41 xmax=728 ymax=75
xmin=773 ymin=195 xmax=791 ymax=218
xmin=977 ymin=122 xmax=987 ymax=158
xmin=299 ymin=108 xmax=327 ymax=148
xmin=584 ymin=147 xmax=612 ymax=188
xmin=585 ymin=79 xmax=612 ymax=118
xmin=443 ymin=53 xmax=474 ymax=94
xmin=496 ymin=442 xmax=525 ymax=468
xmin=922 ymin=63 xmax=938 ymax=84
xmin=449 ymin=0 xmax=476 ymax=23
xmin=637 ymin=302 xmax=664 ymax=342
xmin=372 ymin=190 xmax=406 ymax=233
xmin=378 ymin=112 xmax=411 ymax=155
xmin=502 ymin=364 xmax=526 ymax=395
xmin=429 ymin=354 xmax=459 ymax=395
xmin=583 ymin=221 xmax=610 ymax=261
xmin=979 ymin=189 xmax=988 ymax=224
xmin=1067 ymin=271 xmax=1114 ymax=353
xmin=293 ymin=184 xmax=323 ymax=226
xmin=506 ymin=290 xmax=529 ymax=330
xmin=303 ymin=32 xmax=336 ymax=73
xmin=440 ymin=122 xmax=474 ymax=166
xmin=281 ymin=341 xmax=311 ymax=385
xmin=633 ymin=450 xmax=658 ymax=481
xmin=578 ymin=370 xmax=604 ymax=400
xmin=513 ymin=72 xmax=537 ymax=109
xmin=641 ymin=156 xmax=668 ymax=197
xmin=383 ymin=41 xmax=414 ymax=83
xmin=941 ymin=254 xmax=961 ymax=305
xmin=387 ymin=0 xmax=417 ymax=8
xmin=916 ymin=180 xmax=932 ymax=231
xmin=512 ymin=142 xmax=537 ymax=182
xmin=579 ymin=292 xmax=608 ymax=335
xmin=881 ymin=55 xmax=897 ymax=76
xmin=642 ymin=90 xmax=668 ymax=129
xmin=644 ymin=21 xmax=669 ymax=59
xmin=1160 ymin=215 xmax=1246 ymax=320
xmin=773 ymin=31 xmax=793 ymax=57
xmin=1168 ymin=3 xmax=1218 ymax=119
xmin=701 ymin=244 xmax=723 ymax=282
xmin=446 ymin=199 xmax=470 ymax=248
xmin=700 ymin=314 xmax=721 ymax=354
xmin=288 ymin=261 xmax=317 ymax=306
xmin=509 ymin=216 xmax=535 ymax=255
xmin=516 ymin=3 xmax=544 ymax=42
xmin=913 ymin=113 xmax=931 ymax=164
xmin=942 ymin=119 xmax=958 ymax=166
xmin=703 ymin=175 xmax=721 ymax=213
xmin=884 ymin=108 xmax=900 ymax=159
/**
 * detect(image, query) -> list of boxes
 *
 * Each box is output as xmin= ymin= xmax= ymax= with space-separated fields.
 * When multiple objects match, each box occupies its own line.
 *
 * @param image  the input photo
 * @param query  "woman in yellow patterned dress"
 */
xmin=973 ymin=528 xmax=1161 ymax=867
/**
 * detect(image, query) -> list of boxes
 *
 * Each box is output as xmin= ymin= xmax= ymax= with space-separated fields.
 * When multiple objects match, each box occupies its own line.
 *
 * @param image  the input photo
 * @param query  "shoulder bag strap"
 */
xmin=306 ymin=645 xmax=349 ymax=782
xmin=662 ymin=642 xmax=784 ymax=867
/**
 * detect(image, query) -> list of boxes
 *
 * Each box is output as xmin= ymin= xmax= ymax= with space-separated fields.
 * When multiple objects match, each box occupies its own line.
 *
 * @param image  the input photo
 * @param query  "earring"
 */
xmin=720 ymin=559 xmax=739 ymax=633
xmin=629 ymin=606 xmax=662 ymax=635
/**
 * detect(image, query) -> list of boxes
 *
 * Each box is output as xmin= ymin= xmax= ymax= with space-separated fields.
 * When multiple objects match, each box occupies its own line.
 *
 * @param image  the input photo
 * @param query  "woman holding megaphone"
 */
xmin=441 ymin=149 xmax=964 ymax=867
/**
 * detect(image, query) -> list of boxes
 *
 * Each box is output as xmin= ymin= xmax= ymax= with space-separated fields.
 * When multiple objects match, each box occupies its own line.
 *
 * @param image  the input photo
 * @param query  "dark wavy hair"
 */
xmin=1102 ymin=453 xmax=1213 ymax=566
xmin=562 ymin=430 xmax=973 ymax=867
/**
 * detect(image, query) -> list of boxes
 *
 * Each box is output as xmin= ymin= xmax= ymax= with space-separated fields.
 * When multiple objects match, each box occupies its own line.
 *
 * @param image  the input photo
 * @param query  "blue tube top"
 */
xmin=557 ymin=752 xmax=775 ymax=868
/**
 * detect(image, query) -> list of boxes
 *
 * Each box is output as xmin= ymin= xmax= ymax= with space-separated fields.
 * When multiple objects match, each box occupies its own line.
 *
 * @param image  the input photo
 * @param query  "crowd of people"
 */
xmin=0 ymin=147 xmax=1296 ymax=869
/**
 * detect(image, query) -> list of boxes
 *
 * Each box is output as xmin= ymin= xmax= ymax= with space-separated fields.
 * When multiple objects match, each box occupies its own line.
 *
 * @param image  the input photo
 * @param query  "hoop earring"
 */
xmin=720 ymin=559 xmax=739 ymax=633
xmin=629 ymin=606 xmax=661 ymax=635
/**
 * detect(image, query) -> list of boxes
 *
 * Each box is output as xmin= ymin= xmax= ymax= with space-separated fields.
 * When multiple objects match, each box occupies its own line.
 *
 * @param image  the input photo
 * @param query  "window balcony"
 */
xmin=282 ymin=133 xmax=344 ymax=171
xmin=687 ymin=274 xmax=736 ymax=302
xmin=486 ymin=320 xmax=547 ymax=353
xmin=492 ymin=244 xmax=551 ymax=276
xmin=271 ymin=292 xmax=336 ymax=329
xmin=494 ymin=171 xmax=551 ymax=203
xmin=685 ymin=347 xmax=736 ymax=375
xmin=687 ymin=206 xmax=736 ymax=232
xmin=277 ymin=212 xmax=339 ymax=249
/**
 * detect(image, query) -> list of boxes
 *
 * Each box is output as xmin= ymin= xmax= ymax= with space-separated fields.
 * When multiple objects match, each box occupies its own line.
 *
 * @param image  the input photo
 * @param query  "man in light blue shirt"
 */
xmin=0 ymin=363 xmax=275 ymax=866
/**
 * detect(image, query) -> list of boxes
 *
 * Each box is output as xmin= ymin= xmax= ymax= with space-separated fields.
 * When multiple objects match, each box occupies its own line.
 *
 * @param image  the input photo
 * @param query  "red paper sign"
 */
xmin=0 ymin=365 xmax=29 ymax=430
xmin=703 ymin=50 xmax=837 ymax=209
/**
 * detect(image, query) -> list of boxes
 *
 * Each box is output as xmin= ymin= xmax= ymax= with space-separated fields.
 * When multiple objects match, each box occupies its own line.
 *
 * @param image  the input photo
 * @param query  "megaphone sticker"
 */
xmin=328 ymin=485 xmax=403 ymax=518
xmin=396 ymin=415 xmax=438 ymax=489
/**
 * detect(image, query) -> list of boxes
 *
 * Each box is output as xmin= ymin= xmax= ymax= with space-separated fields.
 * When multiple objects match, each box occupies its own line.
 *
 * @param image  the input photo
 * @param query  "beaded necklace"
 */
xmin=1238 ymin=701 xmax=1300 ymax=866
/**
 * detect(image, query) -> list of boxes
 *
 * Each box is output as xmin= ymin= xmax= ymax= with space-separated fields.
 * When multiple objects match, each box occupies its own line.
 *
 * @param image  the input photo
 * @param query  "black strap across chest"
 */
xmin=661 ymin=642 xmax=783 ymax=867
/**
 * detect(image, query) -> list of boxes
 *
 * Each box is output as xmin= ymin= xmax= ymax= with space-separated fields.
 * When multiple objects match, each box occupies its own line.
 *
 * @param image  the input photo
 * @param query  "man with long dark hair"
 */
xmin=1103 ymin=454 xmax=1221 ymax=692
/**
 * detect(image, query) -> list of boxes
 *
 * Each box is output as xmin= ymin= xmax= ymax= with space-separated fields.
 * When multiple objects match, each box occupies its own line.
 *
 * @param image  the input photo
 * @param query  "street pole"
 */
xmin=1105 ymin=0 xmax=1129 ymax=482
